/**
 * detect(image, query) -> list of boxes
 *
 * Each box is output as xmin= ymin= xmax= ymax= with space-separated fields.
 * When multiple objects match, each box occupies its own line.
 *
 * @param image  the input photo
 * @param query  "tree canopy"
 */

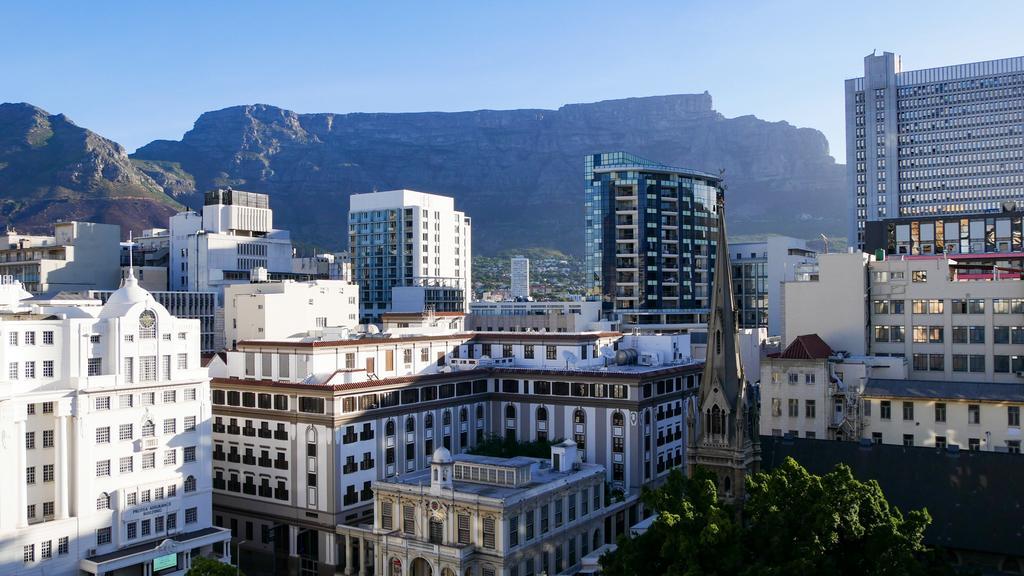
xmin=601 ymin=458 xmax=952 ymax=576
xmin=185 ymin=556 xmax=243 ymax=576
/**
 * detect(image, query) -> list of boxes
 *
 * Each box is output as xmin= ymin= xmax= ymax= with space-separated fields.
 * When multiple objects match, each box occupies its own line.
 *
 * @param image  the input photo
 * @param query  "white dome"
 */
xmin=431 ymin=446 xmax=453 ymax=464
xmin=99 ymin=272 xmax=155 ymax=319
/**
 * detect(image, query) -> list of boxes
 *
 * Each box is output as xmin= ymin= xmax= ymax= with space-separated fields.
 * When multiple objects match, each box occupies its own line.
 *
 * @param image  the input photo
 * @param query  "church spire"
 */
xmin=686 ymin=194 xmax=760 ymax=502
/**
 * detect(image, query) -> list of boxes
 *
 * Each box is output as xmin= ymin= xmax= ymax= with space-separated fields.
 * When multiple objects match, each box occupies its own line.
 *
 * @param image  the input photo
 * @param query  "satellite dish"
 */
xmin=599 ymin=346 xmax=617 ymax=359
xmin=561 ymin=350 xmax=579 ymax=368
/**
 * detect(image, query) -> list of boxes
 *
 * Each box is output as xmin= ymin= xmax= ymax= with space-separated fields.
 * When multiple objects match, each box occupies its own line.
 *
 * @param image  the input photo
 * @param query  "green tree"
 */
xmin=186 ymin=556 xmax=243 ymax=576
xmin=600 ymin=467 xmax=742 ymax=576
xmin=601 ymin=458 xmax=948 ymax=576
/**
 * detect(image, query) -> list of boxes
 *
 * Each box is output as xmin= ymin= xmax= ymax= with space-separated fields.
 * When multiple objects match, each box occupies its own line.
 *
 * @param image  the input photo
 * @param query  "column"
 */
xmin=56 ymin=414 xmax=70 ymax=519
xmin=318 ymin=531 xmax=337 ymax=576
xmin=288 ymin=525 xmax=301 ymax=576
xmin=358 ymin=537 xmax=367 ymax=576
xmin=343 ymin=534 xmax=353 ymax=576
xmin=17 ymin=419 xmax=28 ymax=528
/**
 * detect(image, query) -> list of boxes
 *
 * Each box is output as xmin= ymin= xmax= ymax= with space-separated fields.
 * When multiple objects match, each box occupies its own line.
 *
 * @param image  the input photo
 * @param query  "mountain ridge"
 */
xmin=132 ymin=93 xmax=846 ymax=253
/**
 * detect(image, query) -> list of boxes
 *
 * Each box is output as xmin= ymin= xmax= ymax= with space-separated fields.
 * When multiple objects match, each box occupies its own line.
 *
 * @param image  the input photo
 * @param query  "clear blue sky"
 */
xmin=2 ymin=0 xmax=1020 ymax=157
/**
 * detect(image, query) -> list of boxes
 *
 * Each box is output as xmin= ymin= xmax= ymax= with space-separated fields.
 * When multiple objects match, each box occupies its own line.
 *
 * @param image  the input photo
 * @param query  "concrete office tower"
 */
xmin=846 ymin=52 xmax=1024 ymax=249
xmin=585 ymin=152 xmax=723 ymax=330
xmin=510 ymin=255 xmax=530 ymax=300
xmin=730 ymin=236 xmax=816 ymax=336
xmin=0 ymin=222 xmax=121 ymax=294
xmin=169 ymin=188 xmax=294 ymax=303
xmin=0 ymin=273 xmax=230 ymax=575
xmin=349 ymin=189 xmax=472 ymax=323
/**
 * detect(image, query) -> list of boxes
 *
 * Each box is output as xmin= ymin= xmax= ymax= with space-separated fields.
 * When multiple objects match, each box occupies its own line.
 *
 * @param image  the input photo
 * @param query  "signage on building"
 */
xmin=126 ymin=499 xmax=177 ymax=520
xmin=153 ymin=553 xmax=177 ymax=571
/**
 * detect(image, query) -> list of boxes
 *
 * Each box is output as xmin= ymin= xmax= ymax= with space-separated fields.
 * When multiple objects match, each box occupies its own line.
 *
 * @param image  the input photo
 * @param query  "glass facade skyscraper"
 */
xmin=585 ymin=152 xmax=723 ymax=327
xmin=846 ymin=52 xmax=1024 ymax=250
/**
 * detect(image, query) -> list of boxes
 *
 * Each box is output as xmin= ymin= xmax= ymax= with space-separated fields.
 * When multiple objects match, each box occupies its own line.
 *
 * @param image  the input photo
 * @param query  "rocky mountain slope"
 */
xmin=133 ymin=93 xmax=846 ymax=253
xmin=0 ymin=103 xmax=181 ymax=236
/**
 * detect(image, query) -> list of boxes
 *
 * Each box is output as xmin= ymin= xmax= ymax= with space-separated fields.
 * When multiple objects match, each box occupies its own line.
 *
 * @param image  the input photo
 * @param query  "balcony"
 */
xmin=343 ymin=433 xmax=358 ymax=444
xmin=274 ymin=459 xmax=289 ymax=471
xmin=274 ymin=430 xmax=289 ymax=441
xmin=242 ymin=455 xmax=256 ymax=466
xmin=227 ymin=453 xmax=241 ymax=463
xmin=360 ymin=459 xmax=375 ymax=471
xmin=227 ymin=425 xmax=240 ymax=435
xmin=343 ymin=463 xmax=358 ymax=474
xmin=258 ymin=457 xmax=272 ymax=468
xmin=212 ymin=423 xmax=226 ymax=434
xmin=258 ymin=429 xmax=272 ymax=439
xmin=360 ymin=431 xmax=375 ymax=442
xmin=274 ymin=488 xmax=289 ymax=501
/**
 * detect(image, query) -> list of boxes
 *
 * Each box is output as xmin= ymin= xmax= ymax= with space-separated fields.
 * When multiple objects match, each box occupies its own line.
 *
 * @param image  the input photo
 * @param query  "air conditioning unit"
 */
xmin=142 ymin=438 xmax=160 ymax=450
xmin=87 ymin=548 xmax=98 ymax=557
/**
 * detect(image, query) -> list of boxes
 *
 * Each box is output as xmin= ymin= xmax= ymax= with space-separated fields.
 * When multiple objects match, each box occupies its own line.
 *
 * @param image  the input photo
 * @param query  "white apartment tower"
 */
xmin=0 ymin=273 xmax=230 ymax=575
xmin=846 ymin=52 xmax=1024 ymax=249
xmin=349 ymin=190 xmax=472 ymax=323
xmin=510 ymin=255 xmax=530 ymax=300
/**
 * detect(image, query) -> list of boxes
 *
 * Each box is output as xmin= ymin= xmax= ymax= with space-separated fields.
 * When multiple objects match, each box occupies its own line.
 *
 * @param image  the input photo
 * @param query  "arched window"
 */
xmin=612 ymin=411 xmax=624 ymax=427
xmin=573 ymin=409 xmax=587 ymax=452
xmin=184 ymin=475 xmax=197 ymax=493
xmin=536 ymin=406 xmax=548 ymax=421
xmin=460 ymin=407 xmax=468 ymax=423
xmin=711 ymin=405 xmax=723 ymax=436
xmin=723 ymin=474 xmax=732 ymax=495
xmin=475 ymin=405 xmax=484 ymax=419
xmin=536 ymin=406 xmax=549 ymax=440
xmin=425 ymin=413 xmax=433 ymax=428
xmin=306 ymin=426 xmax=317 ymax=444
xmin=443 ymin=410 xmax=452 ymax=426
xmin=385 ymin=420 xmax=396 ymax=436
xmin=141 ymin=420 xmax=155 ymax=437
xmin=406 ymin=417 xmax=415 ymax=433
xmin=505 ymin=404 xmax=516 ymax=420
xmin=96 ymin=492 xmax=110 ymax=510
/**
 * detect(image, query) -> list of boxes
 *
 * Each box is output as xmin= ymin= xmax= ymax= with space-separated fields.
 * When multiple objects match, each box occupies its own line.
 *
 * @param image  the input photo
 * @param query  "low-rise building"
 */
xmin=731 ymin=236 xmax=816 ymax=335
xmin=91 ymin=290 xmax=219 ymax=354
xmin=223 ymin=280 xmax=359 ymax=348
xmin=0 ymin=273 xmax=230 ymax=575
xmin=372 ymin=442 xmax=606 ymax=576
xmin=467 ymin=300 xmax=605 ymax=333
xmin=861 ymin=379 xmax=1024 ymax=453
xmin=781 ymin=252 xmax=870 ymax=355
xmin=0 ymin=222 xmax=121 ymax=294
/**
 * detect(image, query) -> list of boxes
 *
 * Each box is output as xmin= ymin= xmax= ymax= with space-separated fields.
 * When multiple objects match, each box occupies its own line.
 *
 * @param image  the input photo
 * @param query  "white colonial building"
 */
xmin=0 ymin=272 xmax=230 ymax=575
xmin=223 ymin=279 xmax=360 ymax=348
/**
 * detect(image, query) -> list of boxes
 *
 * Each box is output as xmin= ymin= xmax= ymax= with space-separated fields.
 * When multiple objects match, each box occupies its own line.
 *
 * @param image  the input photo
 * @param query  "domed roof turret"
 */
xmin=99 ymin=270 xmax=156 ymax=319
xmin=431 ymin=446 xmax=453 ymax=464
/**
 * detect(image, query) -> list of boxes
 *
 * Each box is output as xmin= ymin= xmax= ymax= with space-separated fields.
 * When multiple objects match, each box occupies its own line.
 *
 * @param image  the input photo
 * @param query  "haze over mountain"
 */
xmin=0 ymin=95 xmax=845 ymax=252
xmin=0 ymin=103 xmax=181 ymax=237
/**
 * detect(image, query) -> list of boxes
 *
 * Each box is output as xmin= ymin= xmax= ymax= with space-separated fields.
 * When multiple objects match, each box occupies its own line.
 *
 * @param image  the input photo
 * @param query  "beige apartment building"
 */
xmin=861 ymin=379 xmax=1024 ymax=453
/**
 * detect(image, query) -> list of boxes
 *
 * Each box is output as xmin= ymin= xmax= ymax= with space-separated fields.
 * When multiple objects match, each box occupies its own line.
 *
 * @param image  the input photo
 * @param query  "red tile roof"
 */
xmin=778 ymin=334 xmax=833 ymax=360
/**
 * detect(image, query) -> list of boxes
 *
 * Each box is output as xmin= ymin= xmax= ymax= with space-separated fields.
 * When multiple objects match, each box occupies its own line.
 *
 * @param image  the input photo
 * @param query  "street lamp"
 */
xmin=234 ymin=539 xmax=247 ymax=576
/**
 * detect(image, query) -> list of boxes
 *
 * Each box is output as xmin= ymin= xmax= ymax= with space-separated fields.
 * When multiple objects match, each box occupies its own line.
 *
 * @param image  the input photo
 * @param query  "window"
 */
xmin=8 ymin=332 xmax=17 ymax=346
xmin=1008 ymin=440 xmax=1022 ymax=454
xmin=58 ymin=537 xmax=68 ymax=555
xmin=968 ymin=404 xmax=980 ymax=425
xmin=458 ymin=514 xmax=470 ymax=544
xmin=96 ymin=426 xmax=110 ymax=443
xmin=119 ymin=424 xmax=133 ymax=441
xmin=120 ymin=456 xmax=133 ymax=473
xmin=935 ymin=436 xmax=947 ymax=449
xmin=142 ymin=420 xmax=155 ymax=437
xmin=524 ymin=345 xmax=534 ymax=359
xmin=787 ymin=399 xmax=798 ymax=418
xmin=177 ymin=353 xmax=188 ymax=370
xmin=403 ymin=505 xmax=415 ymax=534
xmin=185 ymin=475 xmax=197 ymax=492
xmin=911 ymin=270 xmax=927 ymax=282
xmin=97 ymin=527 xmax=112 ymax=545
xmin=969 ymin=438 xmax=980 ymax=451
xmin=880 ymin=401 xmax=891 ymax=420
xmin=26 ymin=466 xmax=36 ymax=484
xmin=381 ymin=502 xmax=393 ymax=530
xmin=95 ymin=396 xmax=110 ymax=410
xmin=42 ymin=360 xmax=53 ymax=378
xmin=546 ymin=346 xmax=557 ymax=360
xmin=185 ymin=507 xmax=197 ymax=524
xmin=23 ymin=544 xmax=34 ymax=564
xmin=119 ymin=394 xmax=133 ymax=409
xmin=509 ymin=515 xmax=519 ymax=547
xmin=184 ymin=446 xmax=196 ymax=462
xmin=163 ymin=390 xmax=176 ymax=403
xmin=805 ymin=400 xmax=816 ymax=419
xmin=934 ymin=403 xmax=946 ymax=423
xmin=902 ymin=402 xmax=914 ymax=421
xmin=88 ymin=358 xmax=102 ymax=376
xmin=127 ymin=522 xmax=138 ymax=540
xmin=24 ymin=361 xmax=35 ymax=379
xmin=1010 ymin=406 xmax=1021 ymax=427
xmin=185 ymin=416 xmax=196 ymax=431
xmin=142 ymin=453 xmax=155 ymax=469
xmin=140 ymin=356 xmax=157 ymax=381
xmin=8 ymin=362 xmax=16 ymax=380
xmin=164 ymin=449 xmax=177 ymax=465
xmin=43 ymin=331 xmax=53 ymax=345
xmin=903 ymin=434 xmax=914 ymax=447
xmin=483 ymin=516 xmax=496 ymax=548
xmin=26 ymin=432 xmax=35 ymax=450
xmin=96 ymin=460 xmax=110 ymax=477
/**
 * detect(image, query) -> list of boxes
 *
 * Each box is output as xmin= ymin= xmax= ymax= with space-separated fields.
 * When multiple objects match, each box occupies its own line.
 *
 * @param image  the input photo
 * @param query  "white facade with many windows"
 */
xmin=0 ymin=273 xmax=229 ymax=575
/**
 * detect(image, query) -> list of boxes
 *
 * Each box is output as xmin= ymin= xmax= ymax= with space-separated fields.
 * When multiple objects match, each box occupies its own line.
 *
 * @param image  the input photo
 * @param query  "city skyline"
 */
xmin=1 ymin=1 xmax=1020 ymax=157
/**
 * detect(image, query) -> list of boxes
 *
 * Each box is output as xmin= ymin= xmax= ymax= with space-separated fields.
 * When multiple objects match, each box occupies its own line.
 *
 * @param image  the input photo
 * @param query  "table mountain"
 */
xmin=134 ymin=93 xmax=845 ymax=254
xmin=0 ymin=103 xmax=181 ymax=237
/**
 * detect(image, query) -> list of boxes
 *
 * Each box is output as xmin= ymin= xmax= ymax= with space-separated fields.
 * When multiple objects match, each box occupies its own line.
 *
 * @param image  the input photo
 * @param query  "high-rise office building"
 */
xmin=349 ymin=189 xmax=472 ymax=323
xmin=846 ymin=52 xmax=1024 ymax=249
xmin=510 ymin=255 xmax=530 ymax=300
xmin=585 ymin=152 xmax=723 ymax=329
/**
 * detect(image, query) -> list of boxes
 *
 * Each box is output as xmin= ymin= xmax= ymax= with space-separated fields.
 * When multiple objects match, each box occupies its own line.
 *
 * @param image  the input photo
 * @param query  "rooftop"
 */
xmin=863 ymin=378 xmax=1024 ymax=403
xmin=379 ymin=453 xmax=603 ymax=502
xmin=771 ymin=334 xmax=833 ymax=360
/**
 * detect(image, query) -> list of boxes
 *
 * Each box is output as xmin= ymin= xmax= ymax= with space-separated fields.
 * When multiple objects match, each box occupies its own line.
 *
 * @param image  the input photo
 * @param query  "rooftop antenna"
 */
xmin=127 ymin=230 xmax=136 ymax=280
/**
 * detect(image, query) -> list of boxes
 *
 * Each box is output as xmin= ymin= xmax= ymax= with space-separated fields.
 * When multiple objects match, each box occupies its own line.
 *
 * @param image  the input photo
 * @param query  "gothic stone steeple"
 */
xmin=686 ymin=197 xmax=760 ymax=503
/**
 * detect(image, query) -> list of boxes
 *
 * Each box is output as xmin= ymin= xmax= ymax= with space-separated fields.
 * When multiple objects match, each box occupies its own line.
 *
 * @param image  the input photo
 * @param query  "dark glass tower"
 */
xmin=585 ymin=152 xmax=723 ymax=327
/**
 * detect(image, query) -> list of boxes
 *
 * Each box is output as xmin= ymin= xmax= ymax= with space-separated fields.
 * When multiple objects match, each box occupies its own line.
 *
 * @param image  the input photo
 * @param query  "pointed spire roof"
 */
xmin=701 ymin=201 xmax=744 ymax=411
